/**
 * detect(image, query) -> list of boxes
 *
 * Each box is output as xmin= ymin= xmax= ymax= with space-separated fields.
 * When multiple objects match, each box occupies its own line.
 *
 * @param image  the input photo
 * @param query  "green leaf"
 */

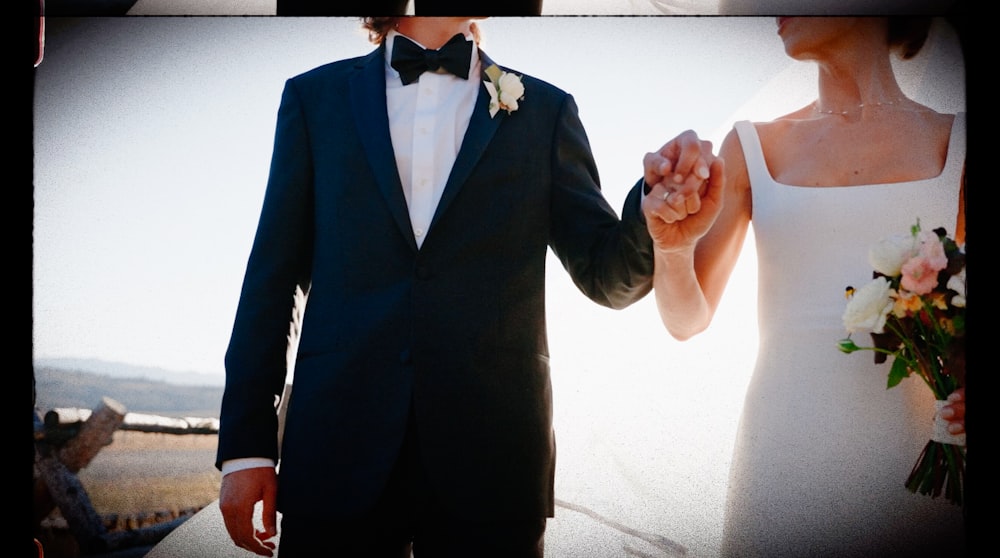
xmin=485 ymin=64 xmax=502 ymax=83
xmin=837 ymin=338 xmax=860 ymax=353
xmin=886 ymin=357 xmax=910 ymax=389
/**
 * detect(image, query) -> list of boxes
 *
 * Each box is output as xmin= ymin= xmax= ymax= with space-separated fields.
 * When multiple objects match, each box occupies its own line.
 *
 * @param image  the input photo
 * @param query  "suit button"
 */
xmin=399 ymin=349 xmax=412 ymax=365
xmin=415 ymin=266 xmax=431 ymax=280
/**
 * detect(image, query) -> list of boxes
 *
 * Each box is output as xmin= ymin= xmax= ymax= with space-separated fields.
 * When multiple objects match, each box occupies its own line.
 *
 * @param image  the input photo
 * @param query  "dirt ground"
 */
xmin=78 ymin=430 xmax=222 ymax=516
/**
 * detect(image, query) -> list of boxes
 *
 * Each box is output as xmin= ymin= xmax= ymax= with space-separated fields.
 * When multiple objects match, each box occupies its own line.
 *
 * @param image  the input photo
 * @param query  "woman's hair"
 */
xmin=887 ymin=17 xmax=933 ymax=60
xmin=361 ymin=17 xmax=400 ymax=45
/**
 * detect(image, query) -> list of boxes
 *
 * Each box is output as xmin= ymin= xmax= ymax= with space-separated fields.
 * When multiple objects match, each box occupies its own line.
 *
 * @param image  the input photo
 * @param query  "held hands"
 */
xmin=219 ymin=467 xmax=279 ymax=557
xmin=642 ymin=130 xmax=724 ymax=253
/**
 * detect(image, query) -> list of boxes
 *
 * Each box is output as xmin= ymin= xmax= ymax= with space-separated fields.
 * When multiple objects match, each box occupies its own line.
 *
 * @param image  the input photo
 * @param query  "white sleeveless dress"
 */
xmin=720 ymin=114 xmax=967 ymax=557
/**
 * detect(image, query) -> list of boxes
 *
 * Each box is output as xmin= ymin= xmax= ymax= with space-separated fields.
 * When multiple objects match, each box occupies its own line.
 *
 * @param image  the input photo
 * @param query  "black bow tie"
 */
xmin=390 ymin=33 xmax=472 ymax=86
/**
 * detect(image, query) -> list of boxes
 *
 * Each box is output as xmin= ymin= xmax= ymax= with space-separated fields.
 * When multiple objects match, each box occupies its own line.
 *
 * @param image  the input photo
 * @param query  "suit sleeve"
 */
xmin=547 ymin=93 xmax=654 ymax=310
xmin=216 ymin=79 xmax=315 ymax=469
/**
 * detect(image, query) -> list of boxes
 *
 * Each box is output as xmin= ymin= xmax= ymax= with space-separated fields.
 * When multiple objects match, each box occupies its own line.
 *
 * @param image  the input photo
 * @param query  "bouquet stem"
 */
xmin=905 ymin=439 xmax=965 ymax=506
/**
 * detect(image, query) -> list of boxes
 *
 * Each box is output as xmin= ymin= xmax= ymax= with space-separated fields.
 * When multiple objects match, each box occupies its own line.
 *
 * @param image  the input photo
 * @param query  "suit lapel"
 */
xmin=430 ymin=51 xmax=506 ymax=230
xmin=349 ymin=46 xmax=416 ymax=250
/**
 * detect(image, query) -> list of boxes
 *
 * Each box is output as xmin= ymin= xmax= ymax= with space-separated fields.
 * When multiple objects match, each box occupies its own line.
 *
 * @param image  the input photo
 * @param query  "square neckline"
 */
xmin=738 ymin=112 xmax=963 ymax=190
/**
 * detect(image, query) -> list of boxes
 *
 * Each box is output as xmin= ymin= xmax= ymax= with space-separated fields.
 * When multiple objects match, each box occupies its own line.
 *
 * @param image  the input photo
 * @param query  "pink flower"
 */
xmin=900 ymin=232 xmax=948 ymax=295
xmin=901 ymin=256 xmax=941 ymax=295
xmin=917 ymin=230 xmax=948 ymax=270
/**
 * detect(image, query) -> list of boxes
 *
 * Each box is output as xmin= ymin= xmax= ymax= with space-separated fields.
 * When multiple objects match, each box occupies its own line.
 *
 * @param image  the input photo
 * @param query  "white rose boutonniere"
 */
xmin=484 ymin=64 xmax=524 ymax=118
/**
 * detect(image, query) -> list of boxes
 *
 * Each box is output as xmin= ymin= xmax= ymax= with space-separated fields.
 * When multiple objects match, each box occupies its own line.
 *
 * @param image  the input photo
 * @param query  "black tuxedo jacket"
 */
xmin=217 ymin=46 xmax=654 ymax=520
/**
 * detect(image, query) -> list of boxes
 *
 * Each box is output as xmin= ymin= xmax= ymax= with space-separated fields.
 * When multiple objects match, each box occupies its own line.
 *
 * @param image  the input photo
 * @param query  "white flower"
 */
xmin=947 ymin=266 xmax=966 ymax=308
xmin=868 ymin=232 xmax=915 ymax=277
xmin=484 ymin=64 xmax=524 ymax=118
xmin=842 ymin=276 xmax=895 ymax=334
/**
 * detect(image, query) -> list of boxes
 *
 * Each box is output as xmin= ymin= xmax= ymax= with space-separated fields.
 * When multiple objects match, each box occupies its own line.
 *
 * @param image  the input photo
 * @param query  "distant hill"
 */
xmin=33 ymin=357 xmax=225 ymax=387
xmin=33 ymin=361 xmax=224 ymax=418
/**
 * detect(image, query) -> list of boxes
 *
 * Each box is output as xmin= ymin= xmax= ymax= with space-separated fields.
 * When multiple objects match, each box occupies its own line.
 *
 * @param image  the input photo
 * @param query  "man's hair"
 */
xmin=361 ymin=17 xmax=400 ymax=45
xmin=360 ymin=17 xmax=483 ymax=46
xmin=888 ymin=17 xmax=933 ymax=60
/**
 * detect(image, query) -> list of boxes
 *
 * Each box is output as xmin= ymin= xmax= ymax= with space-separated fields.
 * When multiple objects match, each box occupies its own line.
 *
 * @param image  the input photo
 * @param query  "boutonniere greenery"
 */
xmin=484 ymin=64 xmax=525 ymax=118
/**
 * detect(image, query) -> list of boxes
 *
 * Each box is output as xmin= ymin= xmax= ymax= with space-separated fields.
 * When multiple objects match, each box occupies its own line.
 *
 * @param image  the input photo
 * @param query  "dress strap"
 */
xmin=733 ymin=120 xmax=769 ymax=185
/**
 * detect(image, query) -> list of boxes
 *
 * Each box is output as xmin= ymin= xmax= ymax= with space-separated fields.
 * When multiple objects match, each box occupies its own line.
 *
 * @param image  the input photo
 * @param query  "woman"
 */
xmin=642 ymin=17 xmax=966 ymax=556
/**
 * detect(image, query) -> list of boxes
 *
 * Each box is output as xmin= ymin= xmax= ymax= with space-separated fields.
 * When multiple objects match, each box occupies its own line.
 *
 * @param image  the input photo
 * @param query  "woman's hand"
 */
xmin=938 ymin=388 xmax=965 ymax=435
xmin=642 ymin=130 xmax=725 ymax=253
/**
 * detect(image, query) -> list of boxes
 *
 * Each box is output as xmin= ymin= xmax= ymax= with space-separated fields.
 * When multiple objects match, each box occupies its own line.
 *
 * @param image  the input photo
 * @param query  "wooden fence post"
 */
xmin=34 ymin=395 xmax=204 ymax=554
xmin=34 ymin=442 xmax=109 ymax=554
xmin=57 ymin=396 xmax=127 ymax=473
xmin=34 ymin=396 xmax=127 ymax=554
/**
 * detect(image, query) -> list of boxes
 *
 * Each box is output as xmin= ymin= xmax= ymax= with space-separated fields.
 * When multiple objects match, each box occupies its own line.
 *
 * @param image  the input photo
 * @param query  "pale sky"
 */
xmin=32 ymin=16 xmax=782 ymax=380
xmin=33 ymin=16 xmax=964 ymax=382
xmin=32 ymin=17 xmax=966 ymax=557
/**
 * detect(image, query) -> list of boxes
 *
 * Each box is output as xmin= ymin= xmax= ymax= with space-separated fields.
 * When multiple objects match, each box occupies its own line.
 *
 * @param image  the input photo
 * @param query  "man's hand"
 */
xmin=642 ymin=130 xmax=725 ymax=252
xmin=219 ymin=467 xmax=279 ymax=556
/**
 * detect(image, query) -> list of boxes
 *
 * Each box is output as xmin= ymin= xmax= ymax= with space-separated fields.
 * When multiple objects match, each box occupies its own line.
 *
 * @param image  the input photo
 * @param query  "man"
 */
xmin=217 ymin=17 xmax=657 ymax=557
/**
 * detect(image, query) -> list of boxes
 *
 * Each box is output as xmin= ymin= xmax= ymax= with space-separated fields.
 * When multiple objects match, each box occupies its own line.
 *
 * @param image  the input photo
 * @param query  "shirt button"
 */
xmin=415 ymin=228 xmax=424 ymax=237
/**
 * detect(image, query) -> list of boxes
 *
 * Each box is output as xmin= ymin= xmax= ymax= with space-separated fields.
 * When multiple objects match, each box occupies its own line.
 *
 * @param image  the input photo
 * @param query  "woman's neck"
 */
xmin=812 ymin=52 xmax=908 ymax=117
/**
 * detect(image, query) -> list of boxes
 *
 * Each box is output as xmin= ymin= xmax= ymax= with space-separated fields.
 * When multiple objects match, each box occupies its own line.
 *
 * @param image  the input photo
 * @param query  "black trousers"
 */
xmin=275 ymin=0 xmax=543 ymax=16
xmin=276 ymin=411 xmax=546 ymax=558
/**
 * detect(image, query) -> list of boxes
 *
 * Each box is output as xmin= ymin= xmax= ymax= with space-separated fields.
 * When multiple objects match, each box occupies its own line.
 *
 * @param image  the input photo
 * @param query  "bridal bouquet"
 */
xmin=837 ymin=220 xmax=966 ymax=506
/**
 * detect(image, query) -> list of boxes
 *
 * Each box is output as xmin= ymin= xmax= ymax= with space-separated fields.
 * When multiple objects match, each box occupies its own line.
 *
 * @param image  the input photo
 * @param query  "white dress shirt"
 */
xmin=385 ymin=30 xmax=481 ymax=249
xmin=222 ymin=30 xmax=480 ymax=477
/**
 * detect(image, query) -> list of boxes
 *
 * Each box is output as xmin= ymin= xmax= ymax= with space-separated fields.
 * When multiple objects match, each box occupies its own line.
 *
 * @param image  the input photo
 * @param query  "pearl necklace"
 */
xmin=813 ymin=98 xmax=906 ymax=116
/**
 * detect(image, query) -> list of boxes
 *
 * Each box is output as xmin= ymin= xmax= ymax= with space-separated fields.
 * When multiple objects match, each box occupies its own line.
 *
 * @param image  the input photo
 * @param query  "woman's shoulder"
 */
xmin=720 ymin=111 xmax=806 ymax=161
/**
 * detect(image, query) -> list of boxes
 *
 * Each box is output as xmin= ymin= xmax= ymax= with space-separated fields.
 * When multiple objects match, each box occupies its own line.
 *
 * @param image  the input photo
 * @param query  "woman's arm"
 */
xmin=643 ymin=128 xmax=752 ymax=340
